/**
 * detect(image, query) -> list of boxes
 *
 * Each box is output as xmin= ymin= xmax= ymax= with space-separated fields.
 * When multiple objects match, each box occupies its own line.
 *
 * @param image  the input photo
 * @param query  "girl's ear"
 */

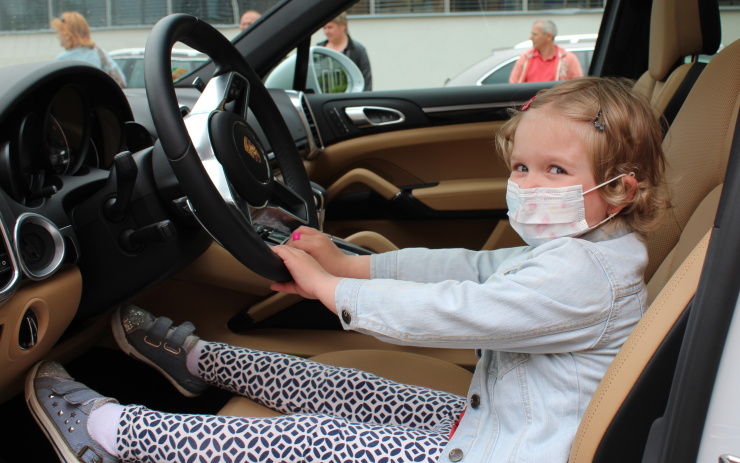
xmin=607 ymin=174 xmax=638 ymax=215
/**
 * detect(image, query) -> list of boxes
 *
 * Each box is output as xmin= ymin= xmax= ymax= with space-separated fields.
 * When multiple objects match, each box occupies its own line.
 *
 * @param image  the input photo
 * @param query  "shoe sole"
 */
xmin=25 ymin=362 xmax=81 ymax=463
xmin=111 ymin=306 xmax=200 ymax=398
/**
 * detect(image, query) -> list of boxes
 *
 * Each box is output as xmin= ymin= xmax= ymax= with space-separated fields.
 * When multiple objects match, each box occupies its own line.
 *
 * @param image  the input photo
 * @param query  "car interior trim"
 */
xmin=12 ymin=213 xmax=66 ymax=281
xmin=285 ymin=90 xmax=324 ymax=158
xmin=0 ymin=212 xmax=20 ymax=303
xmin=0 ymin=267 xmax=82 ymax=405
xmin=311 ymin=121 xmax=509 ymax=192
xmin=422 ymin=101 xmax=521 ymax=114
xmin=411 ymin=178 xmax=509 ymax=211
xmin=325 ymin=168 xmax=401 ymax=203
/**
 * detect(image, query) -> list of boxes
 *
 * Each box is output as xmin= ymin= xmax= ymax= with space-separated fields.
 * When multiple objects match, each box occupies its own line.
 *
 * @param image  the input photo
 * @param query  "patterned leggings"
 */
xmin=116 ymin=342 xmax=466 ymax=462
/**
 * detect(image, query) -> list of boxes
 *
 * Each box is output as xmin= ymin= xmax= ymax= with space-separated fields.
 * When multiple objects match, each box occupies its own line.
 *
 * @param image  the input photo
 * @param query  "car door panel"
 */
xmin=306 ymin=84 xmax=548 ymax=249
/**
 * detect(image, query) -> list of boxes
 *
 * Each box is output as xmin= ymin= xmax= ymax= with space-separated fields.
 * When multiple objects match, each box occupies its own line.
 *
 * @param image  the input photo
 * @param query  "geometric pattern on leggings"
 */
xmin=117 ymin=405 xmax=450 ymax=463
xmin=198 ymin=342 xmax=466 ymax=435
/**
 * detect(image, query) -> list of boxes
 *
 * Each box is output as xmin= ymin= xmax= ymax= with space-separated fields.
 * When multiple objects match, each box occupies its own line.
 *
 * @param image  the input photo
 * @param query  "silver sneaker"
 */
xmin=25 ymin=361 xmax=119 ymax=463
xmin=111 ymin=304 xmax=208 ymax=397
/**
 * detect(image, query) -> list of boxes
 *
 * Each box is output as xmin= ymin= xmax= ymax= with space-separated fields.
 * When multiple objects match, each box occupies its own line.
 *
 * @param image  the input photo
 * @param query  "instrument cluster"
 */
xmin=0 ymin=83 xmax=125 ymax=206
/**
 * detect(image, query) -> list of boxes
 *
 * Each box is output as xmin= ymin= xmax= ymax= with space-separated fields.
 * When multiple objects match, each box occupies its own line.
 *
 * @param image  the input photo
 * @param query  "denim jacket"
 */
xmin=334 ymin=224 xmax=647 ymax=462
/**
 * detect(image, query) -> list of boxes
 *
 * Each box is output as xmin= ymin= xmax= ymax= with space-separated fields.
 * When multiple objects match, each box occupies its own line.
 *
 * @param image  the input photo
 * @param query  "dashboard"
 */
xmin=0 ymin=58 xmax=323 ymax=406
xmin=0 ymin=63 xmax=142 ymax=305
xmin=0 ymin=61 xmax=157 ymax=404
xmin=0 ymin=61 xmax=213 ymax=314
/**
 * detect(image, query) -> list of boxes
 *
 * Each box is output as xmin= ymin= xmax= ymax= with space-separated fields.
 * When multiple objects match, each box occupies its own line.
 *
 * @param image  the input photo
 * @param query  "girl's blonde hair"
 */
xmin=496 ymin=77 xmax=670 ymax=238
xmin=51 ymin=11 xmax=95 ymax=50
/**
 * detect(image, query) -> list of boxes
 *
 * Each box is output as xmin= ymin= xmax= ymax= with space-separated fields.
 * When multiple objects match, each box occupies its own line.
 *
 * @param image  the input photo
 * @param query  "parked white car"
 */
xmin=445 ymin=34 xmax=597 ymax=86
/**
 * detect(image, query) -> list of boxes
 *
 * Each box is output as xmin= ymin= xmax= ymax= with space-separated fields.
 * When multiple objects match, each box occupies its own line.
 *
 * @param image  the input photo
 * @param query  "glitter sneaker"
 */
xmin=111 ymin=304 xmax=208 ymax=397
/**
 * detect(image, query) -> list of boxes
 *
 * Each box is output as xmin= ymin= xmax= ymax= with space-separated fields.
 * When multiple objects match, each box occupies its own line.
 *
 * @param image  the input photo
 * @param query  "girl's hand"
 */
xmin=285 ymin=226 xmax=370 ymax=279
xmin=270 ymin=245 xmax=340 ymax=313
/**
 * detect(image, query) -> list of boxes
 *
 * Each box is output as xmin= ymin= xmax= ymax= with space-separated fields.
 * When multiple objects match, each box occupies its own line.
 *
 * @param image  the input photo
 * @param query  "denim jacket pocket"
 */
xmin=489 ymin=351 xmax=529 ymax=379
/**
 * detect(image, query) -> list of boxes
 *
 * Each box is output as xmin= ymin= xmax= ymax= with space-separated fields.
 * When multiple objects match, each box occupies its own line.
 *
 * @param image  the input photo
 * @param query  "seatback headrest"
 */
xmin=649 ymin=0 xmax=721 ymax=80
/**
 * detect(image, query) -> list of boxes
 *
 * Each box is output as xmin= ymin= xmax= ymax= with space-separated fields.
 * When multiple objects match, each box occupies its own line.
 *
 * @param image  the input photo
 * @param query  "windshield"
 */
xmin=0 ymin=1 xmax=284 ymax=86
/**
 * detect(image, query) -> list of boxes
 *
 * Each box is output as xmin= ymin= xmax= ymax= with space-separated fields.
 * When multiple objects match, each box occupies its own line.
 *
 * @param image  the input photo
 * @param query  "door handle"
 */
xmin=345 ymin=106 xmax=405 ymax=128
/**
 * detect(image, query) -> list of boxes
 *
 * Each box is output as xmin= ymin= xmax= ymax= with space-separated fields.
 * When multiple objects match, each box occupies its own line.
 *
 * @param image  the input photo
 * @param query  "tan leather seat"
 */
xmin=643 ymin=40 xmax=739 ymax=284
xmin=633 ymin=0 xmax=721 ymax=123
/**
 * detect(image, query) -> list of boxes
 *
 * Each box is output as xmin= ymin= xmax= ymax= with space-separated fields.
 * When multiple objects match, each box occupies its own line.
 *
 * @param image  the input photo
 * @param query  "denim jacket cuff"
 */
xmin=334 ymin=278 xmax=366 ymax=330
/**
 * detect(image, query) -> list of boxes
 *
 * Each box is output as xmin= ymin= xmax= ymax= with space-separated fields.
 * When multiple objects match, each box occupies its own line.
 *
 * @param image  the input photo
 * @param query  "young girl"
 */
xmin=27 ymin=77 xmax=668 ymax=463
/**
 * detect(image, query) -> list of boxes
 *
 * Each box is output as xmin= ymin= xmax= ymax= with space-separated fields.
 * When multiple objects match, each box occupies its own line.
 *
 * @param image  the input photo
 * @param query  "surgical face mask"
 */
xmin=506 ymin=173 xmax=630 ymax=246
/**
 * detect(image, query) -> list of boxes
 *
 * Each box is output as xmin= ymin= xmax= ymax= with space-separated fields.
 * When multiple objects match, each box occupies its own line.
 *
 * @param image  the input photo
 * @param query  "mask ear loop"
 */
xmin=579 ymin=172 xmax=636 ymax=234
xmin=582 ymin=172 xmax=635 ymax=196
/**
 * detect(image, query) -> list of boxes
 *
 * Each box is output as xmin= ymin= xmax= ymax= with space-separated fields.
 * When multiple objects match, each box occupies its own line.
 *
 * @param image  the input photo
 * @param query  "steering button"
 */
xmin=341 ymin=310 xmax=352 ymax=324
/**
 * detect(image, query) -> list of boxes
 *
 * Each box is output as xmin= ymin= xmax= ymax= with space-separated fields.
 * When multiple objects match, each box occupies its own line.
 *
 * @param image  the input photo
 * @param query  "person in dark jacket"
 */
xmin=318 ymin=12 xmax=372 ymax=91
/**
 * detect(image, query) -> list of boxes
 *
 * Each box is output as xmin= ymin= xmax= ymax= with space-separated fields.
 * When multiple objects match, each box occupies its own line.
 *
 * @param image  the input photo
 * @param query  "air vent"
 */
xmin=0 ymin=214 xmax=20 ymax=302
xmin=286 ymin=90 xmax=323 ymax=160
xmin=300 ymin=94 xmax=323 ymax=151
xmin=14 ymin=213 xmax=65 ymax=281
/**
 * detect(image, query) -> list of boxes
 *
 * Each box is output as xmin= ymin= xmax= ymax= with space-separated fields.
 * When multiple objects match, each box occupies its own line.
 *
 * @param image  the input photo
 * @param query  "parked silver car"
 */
xmin=110 ymin=48 xmax=208 ymax=88
xmin=445 ymin=34 xmax=596 ymax=86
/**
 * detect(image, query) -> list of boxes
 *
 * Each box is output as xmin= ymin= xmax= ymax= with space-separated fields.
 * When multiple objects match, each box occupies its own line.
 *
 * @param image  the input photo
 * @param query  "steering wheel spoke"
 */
xmin=190 ymin=71 xmax=250 ymax=119
xmin=252 ymin=178 xmax=310 ymax=230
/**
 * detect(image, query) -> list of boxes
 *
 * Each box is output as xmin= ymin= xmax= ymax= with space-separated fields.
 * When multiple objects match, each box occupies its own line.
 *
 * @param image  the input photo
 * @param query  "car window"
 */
xmin=573 ymin=49 xmax=592 ymax=75
xmin=480 ymin=60 xmax=517 ymax=85
xmin=310 ymin=2 xmax=608 ymax=90
xmin=304 ymin=2 xmax=739 ymax=91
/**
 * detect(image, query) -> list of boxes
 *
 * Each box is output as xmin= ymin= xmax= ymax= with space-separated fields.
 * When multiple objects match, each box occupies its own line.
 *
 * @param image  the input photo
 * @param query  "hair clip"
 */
xmin=521 ymin=95 xmax=537 ymax=111
xmin=593 ymin=109 xmax=605 ymax=132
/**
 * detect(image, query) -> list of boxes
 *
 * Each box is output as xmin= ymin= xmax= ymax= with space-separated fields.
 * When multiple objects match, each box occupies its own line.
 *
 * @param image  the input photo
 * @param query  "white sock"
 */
xmin=87 ymin=402 xmax=123 ymax=456
xmin=186 ymin=339 xmax=207 ymax=377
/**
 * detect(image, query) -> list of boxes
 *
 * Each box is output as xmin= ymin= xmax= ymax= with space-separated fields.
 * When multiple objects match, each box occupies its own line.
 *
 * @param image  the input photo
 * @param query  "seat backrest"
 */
xmin=644 ymin=38 xmax=739 ymax=284
xmin=633 ymin=0 xmax=721 ymax=121
xmin=569 ymin=38 xmax=740 ymax=462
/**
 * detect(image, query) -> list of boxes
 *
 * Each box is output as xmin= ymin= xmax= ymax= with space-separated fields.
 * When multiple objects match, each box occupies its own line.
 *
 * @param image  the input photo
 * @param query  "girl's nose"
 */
xmin=517 ymin=176 xmax=541 ymax=190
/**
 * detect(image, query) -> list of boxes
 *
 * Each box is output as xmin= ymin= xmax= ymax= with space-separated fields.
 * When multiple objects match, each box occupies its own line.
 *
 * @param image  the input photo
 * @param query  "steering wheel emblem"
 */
xmin=243 ymin=136 xmax=261 ymax=163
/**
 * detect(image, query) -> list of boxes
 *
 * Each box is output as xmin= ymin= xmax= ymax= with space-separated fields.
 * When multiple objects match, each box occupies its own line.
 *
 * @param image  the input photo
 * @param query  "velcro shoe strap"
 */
xmin=148 ymin=316 xmax=174 ymax=342
xmin=52 ymin=381 xmax=102 ymax=406
xmin=168 ymin=322 xmax=196 ymax=350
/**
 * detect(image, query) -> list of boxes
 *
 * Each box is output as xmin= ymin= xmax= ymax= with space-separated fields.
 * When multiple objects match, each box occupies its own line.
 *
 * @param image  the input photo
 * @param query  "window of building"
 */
xmin=0 ymin=0 xmax=283 ymax=32
xmin=347 ymin=0 xmax=607 ymax=15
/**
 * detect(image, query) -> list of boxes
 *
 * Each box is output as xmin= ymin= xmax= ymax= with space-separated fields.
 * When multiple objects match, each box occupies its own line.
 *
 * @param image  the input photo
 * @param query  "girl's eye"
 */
xmin=514 ymin=164 xmax=528 ymax=172
xmin=548 ymin=166 xmax=567 ymax=174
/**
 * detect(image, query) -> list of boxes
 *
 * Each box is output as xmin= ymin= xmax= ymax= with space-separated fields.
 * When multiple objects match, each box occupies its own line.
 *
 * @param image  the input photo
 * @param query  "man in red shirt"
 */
xmin=509 ymin=20 xmax=584 ymax=83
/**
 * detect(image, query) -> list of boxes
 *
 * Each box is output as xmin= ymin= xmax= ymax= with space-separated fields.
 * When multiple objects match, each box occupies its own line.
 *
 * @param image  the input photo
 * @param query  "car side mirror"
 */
xmin=265 ymin=46 xmax=365 ymax=94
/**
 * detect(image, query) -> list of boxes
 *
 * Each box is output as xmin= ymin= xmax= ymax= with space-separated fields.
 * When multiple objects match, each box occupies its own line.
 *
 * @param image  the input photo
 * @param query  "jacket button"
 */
xmin=470 ymin=394 xmax=480 ymax=408
xmin=449 ymin=448 xmax=464 ymax=461
xmin=341 ymin=310 xmax=351 ymax=324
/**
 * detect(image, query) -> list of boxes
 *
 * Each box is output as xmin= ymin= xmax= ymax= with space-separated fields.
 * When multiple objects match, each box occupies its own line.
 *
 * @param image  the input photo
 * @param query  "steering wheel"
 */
xmin=144 ymin=14 xmax=318 ymax=282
